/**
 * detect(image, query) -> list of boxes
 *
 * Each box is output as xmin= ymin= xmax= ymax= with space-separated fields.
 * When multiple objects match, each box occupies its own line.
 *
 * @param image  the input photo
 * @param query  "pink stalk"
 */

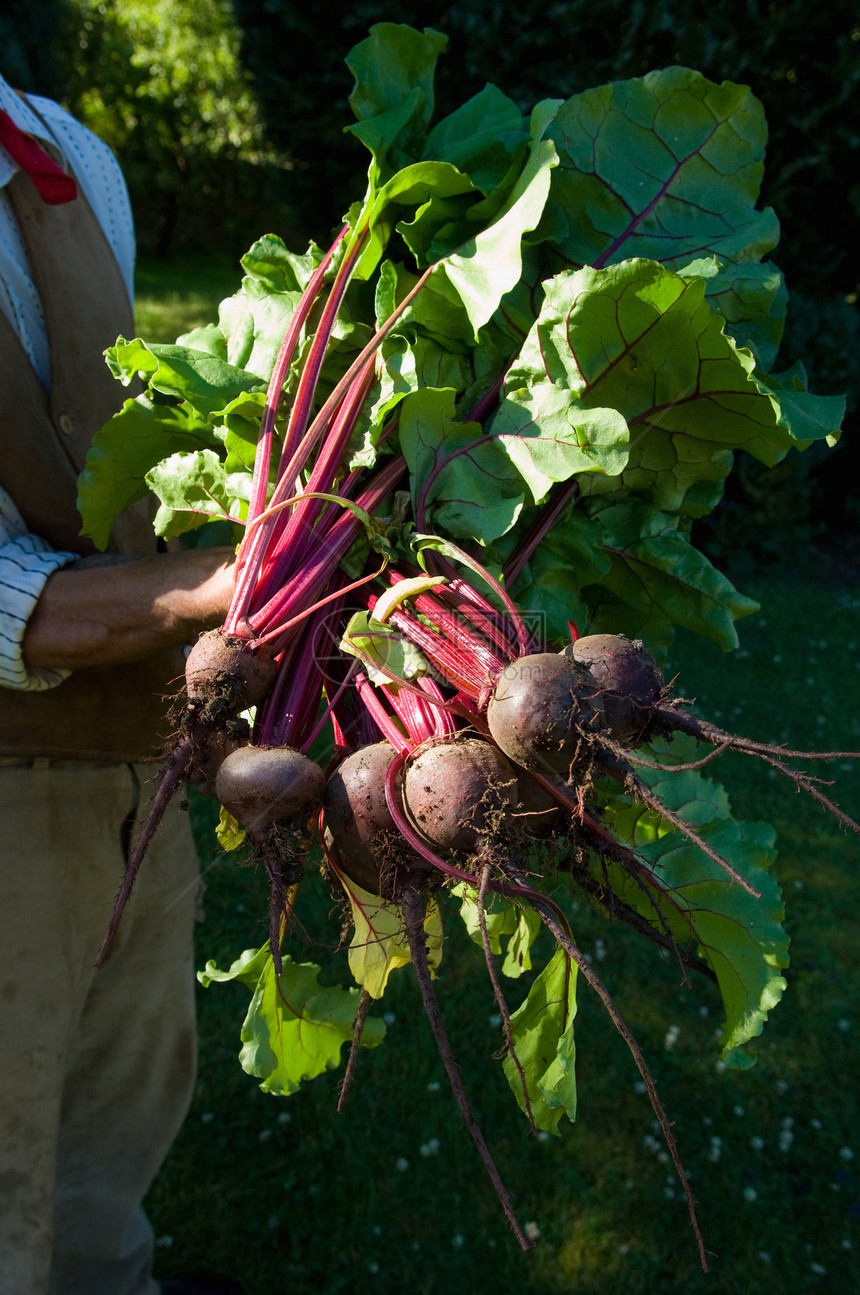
xmin=252 ymin=560 xmax=387 ymax=653
xmin=380 ymin=604 xmax=489 ymax=699
xmin=246 ymin=455 xmax=405 ymax=646
xmin=434 ymin=582 xmax=521 ymax=660
xmin=246 ymin=358 xmax=378 ymax=617
xmin=228 ymin=226 xmax=371 ymax=629
xmin=424 ymin=537 xmax=532 ymax=659
xmin=354 ymin=672 xmax=412 ymax=753
xmin=230 ymin=264 xmax=436 ymax=628
xmin=407 ymin=588 xmax=510 ymax=678
xmin=246 ymin=227 xmax=348 ymax=527
xmin=385 ymin=677 xmax=455 ymax=745
xmin=277 ymin=233 xmax=367 ymax=482
xmin=254 ymin=621 xmax=325 ymax=749
xmin=502 ymin=477 xmax=580 ymax=588
xmin=300 ymin=658 xmax=361 ymax=757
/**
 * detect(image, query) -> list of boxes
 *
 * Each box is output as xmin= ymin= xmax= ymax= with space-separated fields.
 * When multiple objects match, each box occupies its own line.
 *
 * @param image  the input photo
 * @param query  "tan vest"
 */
xmin=0 ymin=168 xmax=185 ymax=761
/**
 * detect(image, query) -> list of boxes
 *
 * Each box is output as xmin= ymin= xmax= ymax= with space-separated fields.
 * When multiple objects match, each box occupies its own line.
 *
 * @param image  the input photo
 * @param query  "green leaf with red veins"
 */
xmin=437 ymin=104 xmax=559 ymax=336
xmin=238 ymin=233 xmax=328 ymax=296
xmin=493 ymin=507 xmax=612 ymax=645
xmin=599 ymin=739 xmax=787 ymax=1067
xmin=399 ymin=386 xmax=526 ymax=544
xmin=587 ymin=496 xmax=759 ymax=650
xmin=78 ymin=394 xmax=219 ymax=549
xmin=454 ymin=884 xmax=542 ymax=979
xmin=501 ymin=909 xmax=542 ymax=979
xmin=679 ymin=255 xmax=787 ymax=370
xmin=346 ymin=24 xmax=448 ymax=177
xmin=502 ymin=947 xmax=578 ymax=1134
xmin=333 ymin=867 xmax=443 ymax=1000
xmin=105 ymin=336 xmax=266 ymax=417
xmin=198 ymin=947 xmax=385 ymax=1096
xmin=454 ymin=883 xmax=519 ymax=955
xmin=488 ymin=387 xmax=630 ymax=504
xmin=751 ymin=362 xmax=846 ymax=446
xmin=421 ymin=83 xmax=529 ymax=195
xmin=543 ymin=66 xmax=778 ymax=274
xmin=146 ymin=449 xmax=248 ymax=539
xmin=350 ymin=161 xmax=480 ymax=283
xmin=503 ymin=259 xmax=797 ymax=516
xmin=216 ymin=276 xmax=307 ymax=383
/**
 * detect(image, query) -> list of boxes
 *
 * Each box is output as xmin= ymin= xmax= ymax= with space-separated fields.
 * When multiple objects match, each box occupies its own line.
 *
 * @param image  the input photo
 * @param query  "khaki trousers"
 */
xmin=0 ymin=759 xmax=199 ymax=1295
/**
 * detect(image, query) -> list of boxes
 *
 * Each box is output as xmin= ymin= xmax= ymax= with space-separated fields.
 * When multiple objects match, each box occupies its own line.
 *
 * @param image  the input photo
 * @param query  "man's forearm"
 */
xmin=21 ymin=548 xmax=235 ymax=671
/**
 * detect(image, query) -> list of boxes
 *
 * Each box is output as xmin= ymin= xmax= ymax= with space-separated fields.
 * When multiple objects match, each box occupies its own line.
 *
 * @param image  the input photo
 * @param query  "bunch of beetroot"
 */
xmin=100 ymin=523 xmax=859 ymax=1262
xmin=80 ymin=25 xmax=858 ymax=1267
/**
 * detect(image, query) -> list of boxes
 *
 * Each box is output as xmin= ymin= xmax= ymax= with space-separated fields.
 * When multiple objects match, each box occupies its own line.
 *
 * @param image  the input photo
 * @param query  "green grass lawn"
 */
xmin=133 ymin=264 xmax=860 ymax=1294
xmin=134 ymin=252 xmax=243 ymax=342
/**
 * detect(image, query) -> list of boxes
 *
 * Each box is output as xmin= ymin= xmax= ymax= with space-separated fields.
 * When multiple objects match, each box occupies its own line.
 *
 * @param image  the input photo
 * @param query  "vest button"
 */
xmin=58 ymin=413 xmax=74 ymax=435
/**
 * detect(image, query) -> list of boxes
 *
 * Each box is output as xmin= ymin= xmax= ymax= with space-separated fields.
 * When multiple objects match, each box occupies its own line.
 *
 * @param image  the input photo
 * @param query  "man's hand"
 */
xmin=22 ymin=547 xmax=236 ymax=671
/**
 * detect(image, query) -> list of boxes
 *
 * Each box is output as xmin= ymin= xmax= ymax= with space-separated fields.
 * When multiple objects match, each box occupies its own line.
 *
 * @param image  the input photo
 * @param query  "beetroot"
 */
xmin=216 ymin=744 xmax=325 ymax=967
xmin=403 ymin=736 xmax=518 ymax=855
xmin=184 ymin=629 xmax=277 ymax=713
xmin=215 ymin=744 xmax=325 ymax=840
xmin=514 ymin=770 xmax=561 ymax=839
xmin=486 ymin=652 xmax=599 ymax=779
xmin=566 ymin=633 xmax=665 ymax=746
xmin=323 ymin=742 xmax=428 ymax=897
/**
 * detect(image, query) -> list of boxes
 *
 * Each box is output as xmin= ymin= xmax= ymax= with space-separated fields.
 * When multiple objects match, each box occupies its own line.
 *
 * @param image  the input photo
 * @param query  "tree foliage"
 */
xmin=2 ymin=0 xmax=857 ymax=536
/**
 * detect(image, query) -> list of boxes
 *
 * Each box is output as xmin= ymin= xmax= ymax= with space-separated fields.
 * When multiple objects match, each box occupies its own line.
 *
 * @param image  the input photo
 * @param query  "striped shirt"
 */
xmin=0 ymin=78 xmax=135 ymax=691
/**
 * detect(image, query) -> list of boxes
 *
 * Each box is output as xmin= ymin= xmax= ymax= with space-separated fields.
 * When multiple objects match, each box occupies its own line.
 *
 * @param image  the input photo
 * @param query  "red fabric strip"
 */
xmin=0 ymin=107 xmax=77 ymax=205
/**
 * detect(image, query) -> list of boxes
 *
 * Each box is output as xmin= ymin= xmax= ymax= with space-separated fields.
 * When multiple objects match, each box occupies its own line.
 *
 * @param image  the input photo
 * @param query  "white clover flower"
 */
xmin=395 ymin=1157 xmax=410 ymax=1172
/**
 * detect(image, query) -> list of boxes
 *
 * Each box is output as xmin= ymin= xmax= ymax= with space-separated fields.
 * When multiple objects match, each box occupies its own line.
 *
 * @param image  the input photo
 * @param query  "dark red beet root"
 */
xmin=324 ymin=743 xmax=399 ymax=865
xmin=566 ymin=634 xmax=665 ymax=746
xmin=216 ymin=744 xmax=325 ymax=842
xmin=403 ymin=736 xmax=517 ymax=855
xmin=185 ymin=629 xmax=277 ymax=713
xmin=514 ymin=770 xmax=561 ymax=838
xmin=486 ymin=652 xmax=598 ymax=779
xmin=323 ymin=742 xmax=429 ymax=896
xmin=568 ymin=634 xmax=663 ymax=699
xmin=217 ymin=744 xmax=325 ymax=968
xmin=328 ymin=743 xmax=439 ymax=897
